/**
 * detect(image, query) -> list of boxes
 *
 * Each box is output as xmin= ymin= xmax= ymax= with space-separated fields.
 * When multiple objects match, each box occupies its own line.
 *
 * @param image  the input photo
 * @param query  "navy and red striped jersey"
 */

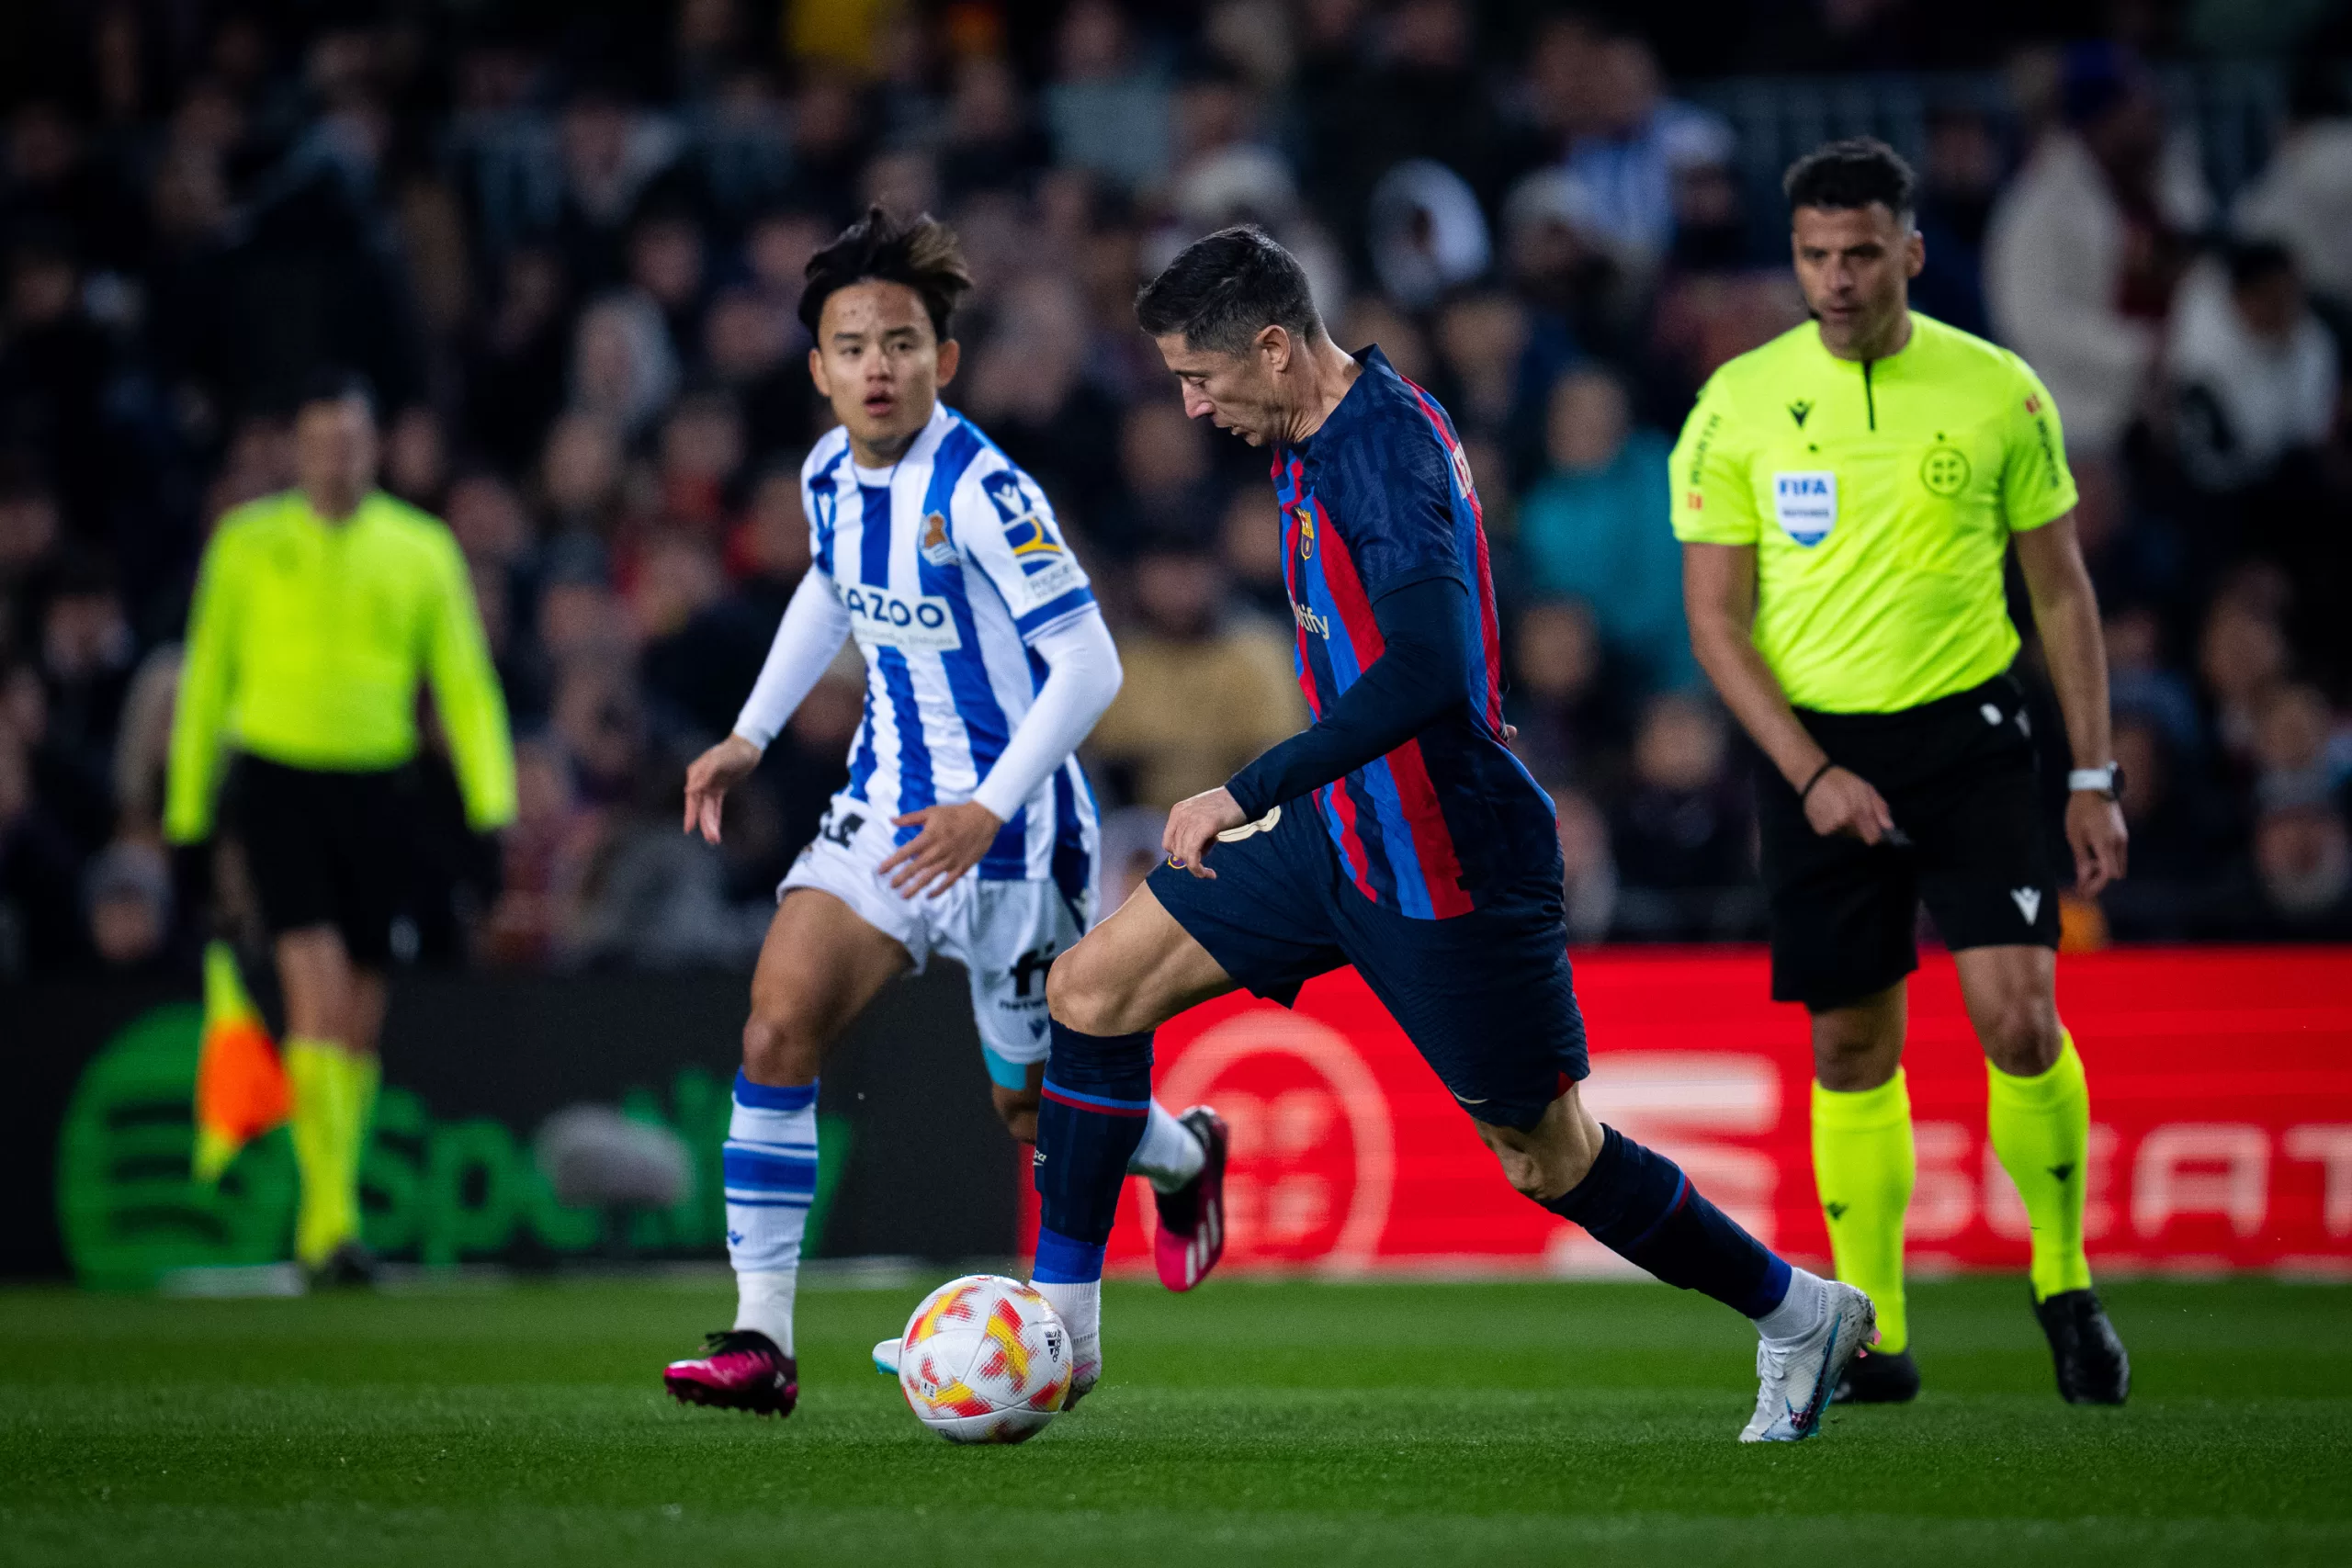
xmin=1273 ymin=346 xmax=1557 ymax=919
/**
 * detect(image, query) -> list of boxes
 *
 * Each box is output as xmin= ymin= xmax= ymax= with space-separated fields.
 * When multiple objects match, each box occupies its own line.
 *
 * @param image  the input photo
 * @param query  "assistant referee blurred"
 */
xmin=165 ymin=370 xmax=515 ymax=1280
xmin=1674 ymin=141 xmax=2130 ymax=1406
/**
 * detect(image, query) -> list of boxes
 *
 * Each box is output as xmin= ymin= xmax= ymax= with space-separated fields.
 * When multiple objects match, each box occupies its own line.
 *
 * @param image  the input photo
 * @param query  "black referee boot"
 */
xmin=1832 ymin=1344 xmax=1919 ymax=1404
xmin=2033 ymin=1288 xmax=2129 ymax=1404
xmin=307 ymin=1240 xmax=382 ymax=1291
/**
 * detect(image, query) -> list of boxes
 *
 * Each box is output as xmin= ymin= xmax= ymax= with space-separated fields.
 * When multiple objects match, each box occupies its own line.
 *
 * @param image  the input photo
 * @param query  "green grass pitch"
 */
xmin=4 ymin=1274 xmax=2349 ymax=1566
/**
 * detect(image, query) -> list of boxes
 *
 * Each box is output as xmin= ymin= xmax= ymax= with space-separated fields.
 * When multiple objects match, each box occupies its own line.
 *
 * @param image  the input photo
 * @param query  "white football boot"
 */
xmin=1739 ymin=1280 xmax=1876 ymax=1442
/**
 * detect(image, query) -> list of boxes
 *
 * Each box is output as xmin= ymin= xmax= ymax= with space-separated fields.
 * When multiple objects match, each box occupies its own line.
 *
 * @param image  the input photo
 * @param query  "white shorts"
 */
xmin=780 ymin=795 xmax=1092 ymax=1089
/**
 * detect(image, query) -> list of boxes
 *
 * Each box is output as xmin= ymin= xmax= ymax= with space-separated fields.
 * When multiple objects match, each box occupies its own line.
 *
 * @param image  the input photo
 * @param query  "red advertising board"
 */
xmin=1021 ymin=948 xmax=2352 ymax=1278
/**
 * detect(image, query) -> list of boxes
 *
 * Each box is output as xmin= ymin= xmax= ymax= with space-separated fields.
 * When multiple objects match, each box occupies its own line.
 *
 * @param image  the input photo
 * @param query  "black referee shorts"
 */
xmin=226 ymin=754 xmax=413 ymax=967
xmin=1757 ymin=672 xmax=2059 ymax=1010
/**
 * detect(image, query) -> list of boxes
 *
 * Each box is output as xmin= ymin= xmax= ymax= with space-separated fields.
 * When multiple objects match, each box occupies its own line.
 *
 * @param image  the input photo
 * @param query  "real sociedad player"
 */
xmin=662 ymin=209 xmax=1227 ymax=1419
xmin=1025 ymin=226 xmax=1876 ymax=1441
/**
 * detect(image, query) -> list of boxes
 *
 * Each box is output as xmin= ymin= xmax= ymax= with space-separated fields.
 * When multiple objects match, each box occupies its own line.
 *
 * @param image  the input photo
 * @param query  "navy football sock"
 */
xmin=1034 ymin=1021 xmax=1156 ymax=1270
xmin=1544 ymin=1124 xmax=1792 ymax=1318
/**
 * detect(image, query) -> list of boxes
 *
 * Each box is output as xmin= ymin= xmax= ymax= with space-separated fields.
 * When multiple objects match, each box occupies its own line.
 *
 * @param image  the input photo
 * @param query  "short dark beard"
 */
xmin=302 ymin=480 xmax=368 ymax=521
xmin=1814 ymin=299 xmax=1910 ymax=361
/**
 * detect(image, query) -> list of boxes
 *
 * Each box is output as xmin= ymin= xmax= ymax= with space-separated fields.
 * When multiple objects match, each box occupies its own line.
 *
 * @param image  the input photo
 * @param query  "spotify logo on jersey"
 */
xmin=1920 ymin=444 xmax=1972 ymax=497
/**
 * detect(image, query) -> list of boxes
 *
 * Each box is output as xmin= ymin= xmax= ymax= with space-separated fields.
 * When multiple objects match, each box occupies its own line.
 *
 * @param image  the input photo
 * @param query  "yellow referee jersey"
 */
xmin=164 ymin=490 xmax=516 ymax=841
xmin=1668 ymin=313 xmax=2078 ymax=714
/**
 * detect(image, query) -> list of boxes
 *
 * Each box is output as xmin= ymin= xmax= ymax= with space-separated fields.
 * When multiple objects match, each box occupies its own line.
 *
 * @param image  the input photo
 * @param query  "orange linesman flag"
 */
xmin=190 ymin=941 xmax=289 ymax=1183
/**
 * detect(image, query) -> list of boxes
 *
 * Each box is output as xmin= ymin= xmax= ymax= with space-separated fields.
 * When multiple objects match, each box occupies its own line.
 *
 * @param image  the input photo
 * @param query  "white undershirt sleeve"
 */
xmin=969 ymin=607 xmax=1122 ymax=822
xmin=731 ymin=570 xmax=852 ymax=750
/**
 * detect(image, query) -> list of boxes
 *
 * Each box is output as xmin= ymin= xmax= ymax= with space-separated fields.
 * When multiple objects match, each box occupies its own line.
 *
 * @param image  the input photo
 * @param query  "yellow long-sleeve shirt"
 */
xmin=164 ymin=489 xmax=516 ymax=841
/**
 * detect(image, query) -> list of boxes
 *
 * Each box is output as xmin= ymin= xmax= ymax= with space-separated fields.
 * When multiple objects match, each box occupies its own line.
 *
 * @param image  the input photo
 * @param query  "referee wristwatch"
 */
xmin=2067 ymin=762 xmax=2125 ymax=802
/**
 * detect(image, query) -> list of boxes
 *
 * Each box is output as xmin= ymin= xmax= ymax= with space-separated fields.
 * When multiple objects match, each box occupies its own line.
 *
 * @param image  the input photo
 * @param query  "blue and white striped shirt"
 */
xmin=800 ymin=403 xmax=1100 ymax=889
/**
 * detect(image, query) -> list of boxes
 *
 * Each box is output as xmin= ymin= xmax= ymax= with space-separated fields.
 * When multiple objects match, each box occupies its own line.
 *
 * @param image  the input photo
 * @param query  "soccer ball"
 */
xmin=895 ymin=1274 xmax=1073 ymax=1444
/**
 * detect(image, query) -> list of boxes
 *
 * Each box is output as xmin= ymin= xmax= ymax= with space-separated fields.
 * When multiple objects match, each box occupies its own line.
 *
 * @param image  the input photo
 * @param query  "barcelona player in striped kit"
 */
xmin=662 ymin=209 xmax=1226 ymax=1420
xmin=1030 ymin=227 xmax=1876 ymax=1441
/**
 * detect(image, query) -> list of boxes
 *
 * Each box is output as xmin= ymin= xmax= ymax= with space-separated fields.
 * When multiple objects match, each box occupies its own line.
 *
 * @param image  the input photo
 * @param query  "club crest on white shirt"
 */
xmin=919 ymin=511 xmax=957 ymax=567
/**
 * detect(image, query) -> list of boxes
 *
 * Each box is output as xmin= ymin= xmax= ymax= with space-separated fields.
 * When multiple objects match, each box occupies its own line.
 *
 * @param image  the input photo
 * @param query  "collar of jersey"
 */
xmin=287 ymin=489 xmax=390 ymax=531
xmin=846 ymin=400 xmax=955 ymax=488
xmin=1804 ymin=312 xmax=1929 ymax=371
xmin=1288 ymin=344 xmax=1394 ymax=455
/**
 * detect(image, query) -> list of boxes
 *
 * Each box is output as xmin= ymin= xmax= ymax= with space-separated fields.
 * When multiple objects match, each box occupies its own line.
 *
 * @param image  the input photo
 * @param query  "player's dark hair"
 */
xmin=1782 ymin=138 xmax=1917 ymax=226
xmin=294 ymin=366 xmax=377 ymax=418
xmin=798 ymin=205 xmax=973 ymax=344
xmin=1135 ymin=225 xmax=1321 ymax=355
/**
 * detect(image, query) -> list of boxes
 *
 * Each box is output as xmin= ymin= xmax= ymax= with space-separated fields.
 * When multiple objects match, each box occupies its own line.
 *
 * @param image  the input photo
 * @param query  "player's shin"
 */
xmin=1812 ymin=1070 xmax=1916 ymax=1353
xmin=1543 ymin=1124 xmax=1818 ymax=1333
xmin=1032 ymin=1021 xmax=1154 ymax=1372
xmin=722 ymin=1071 xmax=819 ymax=1354
xmin=1987 ymin=1030 xmax=2093 ymax=1301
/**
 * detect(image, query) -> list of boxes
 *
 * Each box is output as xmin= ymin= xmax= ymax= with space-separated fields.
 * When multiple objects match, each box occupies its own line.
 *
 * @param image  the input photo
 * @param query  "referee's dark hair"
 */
xmin=293 ymin=366 xmax=378 ymax=419
xmin=798 ymin=205 xmax=974 ymax=344
xmin=1136 ymin=225 xmax=1321 ymax=355
xmin=1783 ymin=138 xmax=1918 ymax=226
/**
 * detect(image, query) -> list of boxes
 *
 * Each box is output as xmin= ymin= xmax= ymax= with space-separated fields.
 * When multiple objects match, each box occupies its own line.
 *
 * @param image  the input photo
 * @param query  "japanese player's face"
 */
xmin=809 ymin=280 xmax=960 ymax=462
xmin=1791 ymin=203 xmax=1923 ymax=358
xmin=1154 ymin=332 xmax=1289 ymax=446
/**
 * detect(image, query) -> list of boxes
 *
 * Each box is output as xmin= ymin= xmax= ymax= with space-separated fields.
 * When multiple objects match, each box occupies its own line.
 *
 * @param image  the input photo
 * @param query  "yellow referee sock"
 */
xmin=1987 ymin=1031 xmax=2093 ymax=1302
xmin=284 ymin=1039 xmax=356 ymax=1269
xmin=343 ymin=1051 xmax=380 ymax=1241
xmin=1812 ymin=1071 xmax=1915 ymax=1355
xmin=345 ymin=1052 xmax=380 ymax=1162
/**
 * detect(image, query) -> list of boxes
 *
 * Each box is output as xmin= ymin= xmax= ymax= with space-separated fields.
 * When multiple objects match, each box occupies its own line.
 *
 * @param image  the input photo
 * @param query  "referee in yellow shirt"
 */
xmin=1674 ymin=141 xmax=2130 ymax=1405
xmin=166 ymin=370 xmax=516 ymax=1282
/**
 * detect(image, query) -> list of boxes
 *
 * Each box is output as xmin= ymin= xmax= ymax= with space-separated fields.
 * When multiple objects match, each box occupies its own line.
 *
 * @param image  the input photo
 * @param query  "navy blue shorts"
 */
xmin=1148 ymin=802 xmax=1588 ymax=1131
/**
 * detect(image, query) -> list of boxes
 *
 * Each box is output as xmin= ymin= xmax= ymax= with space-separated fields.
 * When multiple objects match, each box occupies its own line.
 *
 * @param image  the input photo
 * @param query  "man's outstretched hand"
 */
xmin=683 ymin=734 xmax=763 ymax=844
xmin=1163 ymin=786 xmax=1249 ymax=879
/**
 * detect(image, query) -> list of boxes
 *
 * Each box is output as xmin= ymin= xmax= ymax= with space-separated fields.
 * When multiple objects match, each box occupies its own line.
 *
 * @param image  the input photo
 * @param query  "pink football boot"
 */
xmin=663 ymin=1329 xmax=797 ymax=1416
xmin=1152 ymin=1107 xmax=1229 ymax=1292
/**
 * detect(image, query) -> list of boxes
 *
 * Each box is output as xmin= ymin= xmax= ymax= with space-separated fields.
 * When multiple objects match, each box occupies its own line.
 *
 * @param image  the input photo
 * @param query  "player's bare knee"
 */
xmin=741 ymin=1007 xmax=821 ymax=1086
xmin=1982 ymin=999 xmax=2061 ymax=1077
xmin=1045 ymin=942 xmax=1124 ymax=1035
xmin=1476 ymin=1119 xmax=1574 ymax=1203
xmin=1813 ymin=1033 xmax=1898 ymax=1092
xmin=1491 ymin=1145 xmax=1550 ymax=1201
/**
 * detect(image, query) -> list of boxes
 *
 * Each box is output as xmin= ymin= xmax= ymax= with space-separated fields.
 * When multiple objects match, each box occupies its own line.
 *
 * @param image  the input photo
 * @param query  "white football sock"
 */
xmin=1128 ymin=1100 xmax=1205 ymax=1193
xmin=1753 ymin=1265 xmax=1829 ymax=1345
xmin=722 ymin=1074 xmax=818 ymax=1357
xmin=734 ymin=1269 xmax=797 ymax=1355
xmin=1032 ymin=1279 xmax=1102 ymax=1366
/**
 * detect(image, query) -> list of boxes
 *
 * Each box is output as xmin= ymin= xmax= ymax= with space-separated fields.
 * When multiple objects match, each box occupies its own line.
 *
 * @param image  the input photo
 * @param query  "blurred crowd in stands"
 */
xmin=2 ymin=0 xmax=2350 ymax=980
